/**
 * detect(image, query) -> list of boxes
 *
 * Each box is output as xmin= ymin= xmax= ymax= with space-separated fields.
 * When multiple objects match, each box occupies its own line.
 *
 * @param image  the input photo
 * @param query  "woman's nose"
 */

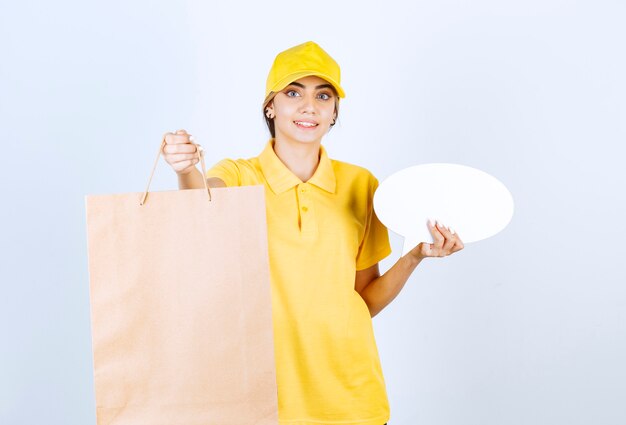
xmin=299 ymin=94 xmax=316 ymax=114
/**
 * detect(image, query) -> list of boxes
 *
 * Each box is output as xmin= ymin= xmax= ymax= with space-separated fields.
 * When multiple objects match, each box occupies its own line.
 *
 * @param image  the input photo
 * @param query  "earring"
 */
xmin=331 ymin=118 xmax=336 ymax=125
xmin=265 ymin=109 xmax=274 ymax=119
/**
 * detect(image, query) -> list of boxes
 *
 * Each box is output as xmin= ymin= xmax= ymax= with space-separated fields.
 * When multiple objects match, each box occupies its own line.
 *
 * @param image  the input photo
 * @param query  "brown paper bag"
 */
xmin=84 ymin=141 xmax=278 ymax=424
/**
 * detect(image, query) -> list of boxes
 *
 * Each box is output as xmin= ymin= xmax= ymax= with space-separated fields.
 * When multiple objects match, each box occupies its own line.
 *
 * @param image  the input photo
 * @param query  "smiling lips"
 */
xmin=294 ymin=120 xmax=318 ymax=129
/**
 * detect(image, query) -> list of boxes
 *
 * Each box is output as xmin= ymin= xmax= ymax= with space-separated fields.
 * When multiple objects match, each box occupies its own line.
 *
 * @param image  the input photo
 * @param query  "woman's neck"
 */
xmin=272 ymin=137 xmax=321 ymax=182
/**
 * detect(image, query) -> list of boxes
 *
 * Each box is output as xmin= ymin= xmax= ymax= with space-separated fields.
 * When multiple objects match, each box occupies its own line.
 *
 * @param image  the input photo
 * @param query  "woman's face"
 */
xmin=267 ymin=75 xmax=337 ymax=145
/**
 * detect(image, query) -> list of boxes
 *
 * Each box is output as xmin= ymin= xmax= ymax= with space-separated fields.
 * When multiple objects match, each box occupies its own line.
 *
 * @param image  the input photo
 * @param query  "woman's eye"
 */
xmin=318 ymin=93 xmax=331 ymax=100
xmin=286 ymin=90 xmax=299 ymax=97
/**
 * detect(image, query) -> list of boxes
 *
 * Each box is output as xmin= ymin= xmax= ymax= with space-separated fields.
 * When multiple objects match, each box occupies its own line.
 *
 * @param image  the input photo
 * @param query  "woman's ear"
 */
xmin=265 ymin=102 xmax=275 ymax=119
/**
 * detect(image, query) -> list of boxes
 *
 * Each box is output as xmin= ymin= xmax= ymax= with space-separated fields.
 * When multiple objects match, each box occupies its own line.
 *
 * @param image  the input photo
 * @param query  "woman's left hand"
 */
xmin=408 ymin=219 xmax=464 ymax=261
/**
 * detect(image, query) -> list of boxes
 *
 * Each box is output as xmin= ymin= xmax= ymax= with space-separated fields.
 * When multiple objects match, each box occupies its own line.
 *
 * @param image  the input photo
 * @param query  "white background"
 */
xmin=1 ymin=1 xmax=625 ymax=424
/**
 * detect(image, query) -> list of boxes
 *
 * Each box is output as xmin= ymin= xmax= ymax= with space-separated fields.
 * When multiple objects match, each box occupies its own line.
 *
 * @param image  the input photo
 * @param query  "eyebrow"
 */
xmin=286 ymin=81 xmax=334 ymax=91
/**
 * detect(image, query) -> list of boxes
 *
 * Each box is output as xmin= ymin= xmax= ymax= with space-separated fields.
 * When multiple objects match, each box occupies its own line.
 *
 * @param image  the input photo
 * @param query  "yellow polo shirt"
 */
xmin=206 ymin=138 xmax=392 ymax=425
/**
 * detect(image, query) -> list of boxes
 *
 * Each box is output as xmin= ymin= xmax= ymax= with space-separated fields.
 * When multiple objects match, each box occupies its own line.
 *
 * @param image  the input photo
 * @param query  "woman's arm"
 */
xmin=355 ymin=256 xmax=422 ymax=318
xmin=178 ymin=167 xmax=226 ymax=190
xmin=356 ymin=220 xmax=464 ymax=318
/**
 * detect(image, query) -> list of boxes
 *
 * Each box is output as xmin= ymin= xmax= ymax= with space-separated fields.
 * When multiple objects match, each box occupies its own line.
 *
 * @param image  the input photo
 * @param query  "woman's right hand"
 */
xmin=163 ymin=129 xmax=200 ymax=175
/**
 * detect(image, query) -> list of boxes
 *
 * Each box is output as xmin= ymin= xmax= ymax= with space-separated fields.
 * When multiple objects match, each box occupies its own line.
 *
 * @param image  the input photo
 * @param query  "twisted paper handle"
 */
xmin=139 ymin=136 xmax=211 ymax=205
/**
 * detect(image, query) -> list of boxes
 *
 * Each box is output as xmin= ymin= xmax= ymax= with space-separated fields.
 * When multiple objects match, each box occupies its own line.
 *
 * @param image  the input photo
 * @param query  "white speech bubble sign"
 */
xmin=374 ymin=163 xmax=514 ymax=256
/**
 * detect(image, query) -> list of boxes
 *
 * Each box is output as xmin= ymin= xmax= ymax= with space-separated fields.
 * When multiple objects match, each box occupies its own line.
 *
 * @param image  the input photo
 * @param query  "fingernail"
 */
xmin=189 ymin=135 xmax=195 ymax=142
xmin=428 ymin=218 xmax=435 ymax=227
xmin=450 ymin=227 xmax=455 ymax=234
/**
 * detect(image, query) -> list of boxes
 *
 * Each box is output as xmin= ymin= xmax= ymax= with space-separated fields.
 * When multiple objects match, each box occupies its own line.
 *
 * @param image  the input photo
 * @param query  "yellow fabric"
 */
xmin=206 ymin=139 xmax=392 ymax=425
xmin=265 ymin=41 xmax=346 ymax=100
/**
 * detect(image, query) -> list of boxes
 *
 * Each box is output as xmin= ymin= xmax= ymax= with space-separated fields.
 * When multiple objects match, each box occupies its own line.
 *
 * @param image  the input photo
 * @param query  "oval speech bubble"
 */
xmin=373 ymin=163 xmax=514 ymax=256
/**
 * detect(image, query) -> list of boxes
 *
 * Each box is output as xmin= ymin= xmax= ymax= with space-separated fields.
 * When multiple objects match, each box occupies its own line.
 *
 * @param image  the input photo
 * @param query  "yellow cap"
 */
xmin=264 ymin=41 xmax=345 ymax=103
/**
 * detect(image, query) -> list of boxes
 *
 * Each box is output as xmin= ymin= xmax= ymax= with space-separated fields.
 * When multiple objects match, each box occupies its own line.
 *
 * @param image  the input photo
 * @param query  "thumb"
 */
xmin=421 ymin=242 xmax=434 ymax=257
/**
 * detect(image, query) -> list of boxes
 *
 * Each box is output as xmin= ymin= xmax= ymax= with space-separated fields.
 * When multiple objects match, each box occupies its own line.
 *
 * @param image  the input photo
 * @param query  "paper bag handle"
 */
xmin=139 ymin=136 xmax=212 ymax=206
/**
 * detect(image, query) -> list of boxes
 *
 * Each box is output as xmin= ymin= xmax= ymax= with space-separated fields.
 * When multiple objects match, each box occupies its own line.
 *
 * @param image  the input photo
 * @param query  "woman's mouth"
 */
xmin=294 ymin=121 xmax=319 ymax=130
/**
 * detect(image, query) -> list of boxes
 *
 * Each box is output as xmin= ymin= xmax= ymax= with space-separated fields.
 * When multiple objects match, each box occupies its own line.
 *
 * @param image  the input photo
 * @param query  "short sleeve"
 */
xmin=205 ymin=158 xmax=241 ymax=187
xmin=355 ymin=175 xmax=392 ymax=271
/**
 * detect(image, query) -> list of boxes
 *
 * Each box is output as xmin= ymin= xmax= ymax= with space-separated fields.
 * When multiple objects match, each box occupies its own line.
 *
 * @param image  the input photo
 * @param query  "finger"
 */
xmin=163 ymin=143 xmax=198 ymax=155
xmin=164 ymin=132 xmax=194 ymax=145
xmin=418 ymin=221 xmax=439 ymax=258
xmin=436 ymin=221 xmax=456 ymax=253
xmin=451 ymin=235 xmax=465 ymax=253
xmin=167 ymin=134 xmax=194 ymax=145
xmin=172 ymin=158 xmax=199 ymax=172
xmin=169 ymin=153 xmax=199 ymax=164
xmin=430 ymin=220 xmax=445 ymax=249
xmin=416 ymin=241 xmax=434 ymax=258
xmin=450 ymin=242 xmax=464 ymax=253
xmin=427 ymin=218 xmax=442 ymax=238
xmin=175 ymin=130 xmax=197 ymax=144
xmin=443 ymin=238 xmax=456 ymax=254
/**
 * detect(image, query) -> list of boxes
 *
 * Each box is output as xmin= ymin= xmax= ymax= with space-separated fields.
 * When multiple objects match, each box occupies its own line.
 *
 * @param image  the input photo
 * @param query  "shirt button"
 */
xmin=301 ymin=206 xmax=308 ymax=212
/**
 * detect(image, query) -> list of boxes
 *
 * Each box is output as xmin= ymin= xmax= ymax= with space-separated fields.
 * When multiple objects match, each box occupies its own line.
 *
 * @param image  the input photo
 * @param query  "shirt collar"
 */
xmin=258 ymin=138 xmax=337 ymax=195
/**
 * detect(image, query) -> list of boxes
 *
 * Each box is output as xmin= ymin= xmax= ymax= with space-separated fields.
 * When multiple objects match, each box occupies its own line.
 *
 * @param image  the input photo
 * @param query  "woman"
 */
xmin=163 ymin=41 xmax=464 ymax=425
